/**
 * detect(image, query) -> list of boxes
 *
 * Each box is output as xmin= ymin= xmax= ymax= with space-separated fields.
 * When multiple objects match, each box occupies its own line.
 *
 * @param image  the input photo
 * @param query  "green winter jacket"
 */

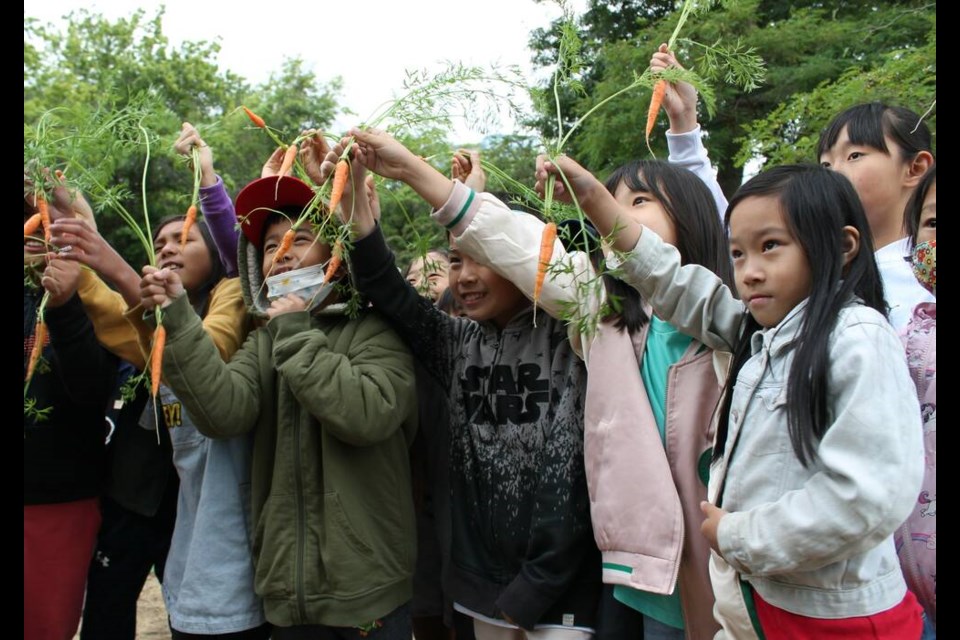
xmin=159 ymin=264 xmax=418 ymax=626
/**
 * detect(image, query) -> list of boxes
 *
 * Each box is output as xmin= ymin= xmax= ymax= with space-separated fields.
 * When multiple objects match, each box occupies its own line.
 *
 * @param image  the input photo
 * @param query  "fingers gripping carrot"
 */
xmin=278 ymin=143 xmax=299 ymax=178
xmin=645 ymin=80 xmax=667 ymax=154
xmin=24 ymin=213 xmax=42 ymax=237
xmin=324 ymin=241 xmax=344 ymax=283
xmin=150 ymin=324 xmax=167 ymax=399
xmin=180 ymin=204 xmax=198 ymax=249
xmin=328 ymin=160 xmax=350 ymax=213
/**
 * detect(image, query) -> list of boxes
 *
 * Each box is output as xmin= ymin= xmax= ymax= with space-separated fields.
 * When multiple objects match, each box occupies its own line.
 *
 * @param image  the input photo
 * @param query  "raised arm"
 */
xmin=174 ymin=122 xmax=239 ymax=276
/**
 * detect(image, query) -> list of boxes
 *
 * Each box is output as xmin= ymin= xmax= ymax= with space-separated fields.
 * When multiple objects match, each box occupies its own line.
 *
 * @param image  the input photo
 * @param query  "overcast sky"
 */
xmin=26 ymin=0 xmax=583 ymax=142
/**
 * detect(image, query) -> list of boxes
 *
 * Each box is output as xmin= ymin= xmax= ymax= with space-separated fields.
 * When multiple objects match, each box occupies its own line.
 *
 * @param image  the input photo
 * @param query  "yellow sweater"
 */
xmin=77 ymin=270 xmax=248 ymax=368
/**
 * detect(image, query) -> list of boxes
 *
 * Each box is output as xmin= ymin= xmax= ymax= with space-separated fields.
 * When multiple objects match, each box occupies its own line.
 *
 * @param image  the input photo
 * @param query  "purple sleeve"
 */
xmin=199 ymin=176 xmax=239 ymax=277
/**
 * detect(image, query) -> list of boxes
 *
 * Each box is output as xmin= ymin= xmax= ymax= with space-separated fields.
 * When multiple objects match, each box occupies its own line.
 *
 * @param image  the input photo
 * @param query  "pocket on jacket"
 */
xmin=319 ymin=492 xmax=381 ymax=595
xmin=252 ymin=493 xmax=295 ymax=599
xmin=748 ymin=386 xmax=791 ymax=457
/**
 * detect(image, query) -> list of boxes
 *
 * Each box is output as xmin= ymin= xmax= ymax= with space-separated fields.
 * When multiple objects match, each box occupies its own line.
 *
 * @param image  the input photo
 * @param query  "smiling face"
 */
xmin=406 ymin=251 xmax=450 ymax=302
xmin=448 ymin=236 xmax=528 ymax=329
xmin=611 ymin=175 xmax=678 ymax=247
xmin=261 ymin=217 xmax=330 ymax=281
xmin=24 ymin=210 xmax=46 ymax=265
xmin=154 ymin=220 xmax=214 ymax=295
xmin=729 ymin=195 xmax=812 ymax=328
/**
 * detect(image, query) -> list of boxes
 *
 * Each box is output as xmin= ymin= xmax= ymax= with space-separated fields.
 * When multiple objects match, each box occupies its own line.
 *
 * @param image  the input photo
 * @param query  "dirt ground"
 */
xmin=74 ymin=572 xmax=170 ymax=640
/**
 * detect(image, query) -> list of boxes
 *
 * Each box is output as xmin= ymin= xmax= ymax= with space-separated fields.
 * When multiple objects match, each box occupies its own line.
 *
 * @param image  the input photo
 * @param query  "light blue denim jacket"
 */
xmin=612 ymin=228 xmax=924 ymax=619
xmin=155 ymin=384 xmax=265 ymax=634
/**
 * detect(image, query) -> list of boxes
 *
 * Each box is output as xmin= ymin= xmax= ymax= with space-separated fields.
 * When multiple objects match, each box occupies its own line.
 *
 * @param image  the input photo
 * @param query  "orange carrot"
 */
xmin=24 ymin=213 xmax=42 ymax=237
xmin=278 ymin=143 xmax=298 ymax=178
xmin=242 ymin=106 xmax=266 ymax=129
xmin=180 ymin=204 xmax=198 ymax=249
xmin=150 ymin=324 xmax=166 ymax=398
xmin=534 ymin=222 xmax=557 ymax=304
xmin=328 ymin=160 xmax=349 ymax=213
xmin=324 ymin=241 xmax=343 ymax=283
xmin=271 ymin=227 xmax=297 ymax=264
xmin=36 ymin=195 xmax=51 ymax=243
xmin=645 ymin=80 xmax=667 ymax=148
xmin=26 ymin=320 xmax=47 ymax=382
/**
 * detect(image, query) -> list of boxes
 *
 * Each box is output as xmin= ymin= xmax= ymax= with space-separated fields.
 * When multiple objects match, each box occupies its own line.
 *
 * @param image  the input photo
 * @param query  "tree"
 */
xmin=527 ymin=0 xmax=936 ymax=195
xmin=24 ymin=9 xmax=342 ymax=265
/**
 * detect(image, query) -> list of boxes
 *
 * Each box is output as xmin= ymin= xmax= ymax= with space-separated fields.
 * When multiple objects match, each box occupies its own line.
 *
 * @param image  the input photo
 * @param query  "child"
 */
xmin=544 ymin=159 xmax=925 ymax=638
xmin=817 ymin=102 xmax=935 ymax=329
xmin=143 ymin=173 xmax=419 ymax=638
xmin=897 ymin=165 xmax=935 ymax=639
xmin=24 ymin=191 xmax=117 ymax=640
xmin=327 ymin=131 xmax=600 ymax=638
xmin=406 ymin=249 xmax=450 ymax=302
xmin=447 ymin=45 xmax=728 ymax=640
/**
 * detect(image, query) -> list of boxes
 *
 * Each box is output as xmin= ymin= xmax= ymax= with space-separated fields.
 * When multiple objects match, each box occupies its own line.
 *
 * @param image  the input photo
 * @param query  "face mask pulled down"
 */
xmin=911 ymin=239 xmax=936 ymax=295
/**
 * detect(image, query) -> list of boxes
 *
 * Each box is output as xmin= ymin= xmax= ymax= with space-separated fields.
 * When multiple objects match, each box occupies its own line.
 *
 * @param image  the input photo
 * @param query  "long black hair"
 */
xmin=715 ymin=165 xmax=886 ymax=467
xmin=905 ymin=164 xmax=936 ymax=244
xmin=153 ymin=215 xmax=226 ymax=317
xmin=817 ymin=102 xmax=933 ymax=163
xmin=599 ymin=160 xmax=733 ymax=333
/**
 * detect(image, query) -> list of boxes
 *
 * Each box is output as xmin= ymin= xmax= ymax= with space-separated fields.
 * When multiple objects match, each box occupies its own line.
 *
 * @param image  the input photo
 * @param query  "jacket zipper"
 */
xmin=487 ymin=331 xmax=505 ymax=552
xmin=294 ymin=402 xmax=307 ymax=622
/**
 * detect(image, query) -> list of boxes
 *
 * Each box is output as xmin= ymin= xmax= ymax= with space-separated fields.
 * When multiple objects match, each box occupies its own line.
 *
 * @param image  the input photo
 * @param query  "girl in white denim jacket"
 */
xmin=537 ymin=161 xmax=925 ymax=639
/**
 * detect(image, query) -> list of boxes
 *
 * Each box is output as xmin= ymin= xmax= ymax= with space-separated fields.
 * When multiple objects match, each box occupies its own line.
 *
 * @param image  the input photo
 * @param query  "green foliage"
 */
xmin=528 ymin=0 xmax=936 ymax=194
xmin=24 ymin=9 xmax=341 ymax=266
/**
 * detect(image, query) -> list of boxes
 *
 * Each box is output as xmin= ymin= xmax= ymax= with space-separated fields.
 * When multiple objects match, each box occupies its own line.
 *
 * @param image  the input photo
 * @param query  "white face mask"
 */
xmin=265 ymin=262 xmax=337 ymax=309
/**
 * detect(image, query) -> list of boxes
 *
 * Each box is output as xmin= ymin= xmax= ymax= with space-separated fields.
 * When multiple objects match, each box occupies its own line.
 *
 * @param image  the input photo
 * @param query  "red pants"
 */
xmin=754 ymin=588 xmax=923 ymax=640
xmin=24 ymin=498 xmax=101 ymax=640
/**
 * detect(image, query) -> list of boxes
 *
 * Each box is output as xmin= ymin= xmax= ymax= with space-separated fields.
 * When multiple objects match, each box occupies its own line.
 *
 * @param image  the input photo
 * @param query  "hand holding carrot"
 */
xmin=260 ymin=147 xmax=286 ymax=179
xmin=174 ymin=122 xmax=217 ymax=187
xmin=649 ymin=44 xmax=698 ymax=135
xmin=535 ymin=155 xmax=604 ymax=208
xmin=452 ymin=150 xmax=486 ymax=192
xmin=321 ymin=137 xmax=376 ymax=237
xmin=348 ymin=128 xmax=421 ymax=181
xmin=298 ymin=130 xmax=331 ymax=186
xmin=266 ymin=293 xmax=307 ymax=319
xmin=140 ymin=265 xmax=186 ymax=311
xmin=50 ymin=218 xmax=142 ymax=307
xmin=41 ymin=254 xmax=82 ymax=308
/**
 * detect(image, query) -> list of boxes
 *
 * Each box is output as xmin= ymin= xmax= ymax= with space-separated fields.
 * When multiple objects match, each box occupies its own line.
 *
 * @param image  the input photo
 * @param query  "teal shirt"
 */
xmin=613 ymin=316 xmax=692 ymax=629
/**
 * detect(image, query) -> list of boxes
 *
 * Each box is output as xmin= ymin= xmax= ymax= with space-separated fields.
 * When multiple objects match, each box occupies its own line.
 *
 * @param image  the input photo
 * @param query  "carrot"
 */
xmin=180 ymin=204 xmax=198 ymax=249
xmin=324 ymin=241 xmax=343 ymax=283
xmin=26 ymin=320 xmax=47 ymax=382
xmin=150 ymin=324 xmax=166 ymax=399
xmin=328 ymin=159 xmax=349 ymax=213
xmin=36 ymin=195 xmax=51 ymax=244
xmin=645 ymin=79 xmax=667 ymax=150
xmin=534 ymin=222 xmax=557 ymax=304
xmin=24 ymin=213 xmax=42 ymax=237
xmin=271 ymin=227 xmax=297 ymax=264
xmin=278 ymin=143 xmax=298 ymax=178
xmin=242 ymin=106 xmax=266 ymax=129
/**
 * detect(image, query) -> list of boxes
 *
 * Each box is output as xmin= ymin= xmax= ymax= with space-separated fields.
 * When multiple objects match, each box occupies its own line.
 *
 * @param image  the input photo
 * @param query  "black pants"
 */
xmin=272 ymin=603 xmax=411 ymax=640
xmin=80 ymin=492 xmax=177 ymax=640
xmin=595 ymin=584 xmax=644 ymax=640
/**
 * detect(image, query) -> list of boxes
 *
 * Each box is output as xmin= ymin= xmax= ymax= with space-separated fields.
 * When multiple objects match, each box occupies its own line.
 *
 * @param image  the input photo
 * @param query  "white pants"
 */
xmin=473 ymin=618 xmax=593 ymax=640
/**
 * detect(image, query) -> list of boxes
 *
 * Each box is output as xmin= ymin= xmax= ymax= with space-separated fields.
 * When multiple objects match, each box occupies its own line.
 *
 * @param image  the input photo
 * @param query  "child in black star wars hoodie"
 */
xmin=321 ymin=131 xmax=600 ymax=637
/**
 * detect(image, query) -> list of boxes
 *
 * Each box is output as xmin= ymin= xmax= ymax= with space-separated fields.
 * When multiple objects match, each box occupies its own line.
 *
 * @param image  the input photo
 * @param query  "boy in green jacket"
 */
xmin=140 ymin=174 xmax=419 ymax=638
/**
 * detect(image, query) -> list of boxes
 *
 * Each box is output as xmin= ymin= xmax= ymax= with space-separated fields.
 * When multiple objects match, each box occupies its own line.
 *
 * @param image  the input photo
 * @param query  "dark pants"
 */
xmin=595 ymin=584 xmax=644 ymax=640
xmin=80 ymin=493 xmax=177 ymax=640
xmin=272 ymin=603 xmax=411 ymax=640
